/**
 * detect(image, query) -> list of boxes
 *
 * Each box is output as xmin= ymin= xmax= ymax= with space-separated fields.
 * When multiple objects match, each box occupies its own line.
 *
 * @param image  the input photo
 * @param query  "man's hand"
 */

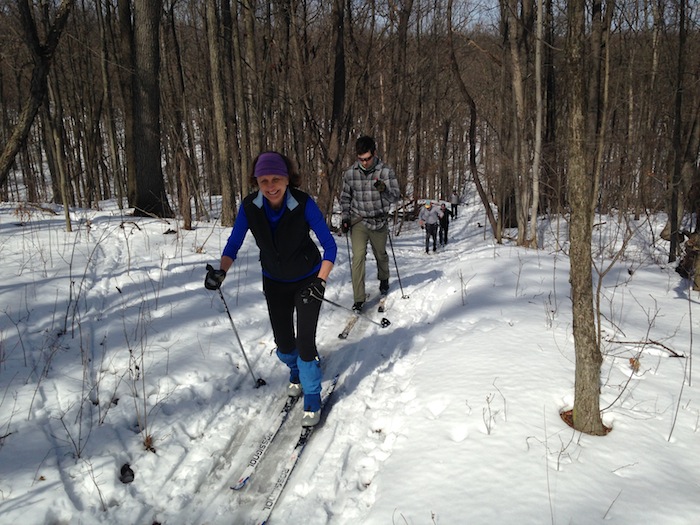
xmin=373 ymin=179 xmax=386 ymax=192
xmin=341 ymin=218 xmax=351 ymax=234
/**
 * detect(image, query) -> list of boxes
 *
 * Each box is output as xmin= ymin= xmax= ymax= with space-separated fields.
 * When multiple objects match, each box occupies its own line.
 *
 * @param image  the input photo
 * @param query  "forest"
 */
xmin=0 ymin=0 xmax=699 ymax=247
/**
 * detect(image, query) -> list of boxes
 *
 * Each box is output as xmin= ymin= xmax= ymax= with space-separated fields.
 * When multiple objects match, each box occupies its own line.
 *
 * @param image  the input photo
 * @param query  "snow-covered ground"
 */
xmin=1 ymin=195 xmax=698 ymax=525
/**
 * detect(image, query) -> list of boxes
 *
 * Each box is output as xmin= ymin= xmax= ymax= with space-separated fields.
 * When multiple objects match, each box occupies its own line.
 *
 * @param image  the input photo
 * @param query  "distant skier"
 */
xmin=450 ymin=189 xmax=460 ymax=219
xmin=439 ymin=203 xmax=452 ymax=245
xmin=205 ymin=151 xmax=337 ymax=427
xmin=418 ymin=201 xmax=440 ymax=253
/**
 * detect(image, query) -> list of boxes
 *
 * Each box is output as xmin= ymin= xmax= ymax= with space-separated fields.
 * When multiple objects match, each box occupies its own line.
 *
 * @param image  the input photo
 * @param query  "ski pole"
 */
xmin=386 ymin=227 xmax=409 ymax=299
xmin=345 ymin=230 xmax=352 ymax=284
xmin=317 ymin=295 xmax=391 ymax=328
xmin=218 ymin=288 xmax=266 ymax=388
xmin=208 ymin=266 xmax=266 ymax=388
xmin=380 ymin=193 xmax=409 ymax=300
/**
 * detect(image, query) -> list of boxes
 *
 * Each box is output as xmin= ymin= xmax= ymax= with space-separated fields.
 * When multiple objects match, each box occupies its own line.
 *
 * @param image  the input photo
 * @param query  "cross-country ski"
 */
xmin=253 ymin=374 xmax=340 ymax=525
xmin=231 ymin=395 xmax=299 ymax=491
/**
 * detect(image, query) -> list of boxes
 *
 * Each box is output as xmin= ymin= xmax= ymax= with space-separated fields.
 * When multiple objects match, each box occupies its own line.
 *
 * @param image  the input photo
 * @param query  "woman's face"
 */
xmin=257 ymin=174 xmax=289 ymax=208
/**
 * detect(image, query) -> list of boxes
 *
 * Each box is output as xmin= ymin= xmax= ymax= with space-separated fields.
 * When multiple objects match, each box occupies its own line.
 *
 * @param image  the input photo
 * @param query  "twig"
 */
xmin=607 ymin=339 xmax=684 ymax=358
xmin=602 ymin=490 xmax=623 ymax=520
xmin=543 ymin=407 xmax=554 ymax=525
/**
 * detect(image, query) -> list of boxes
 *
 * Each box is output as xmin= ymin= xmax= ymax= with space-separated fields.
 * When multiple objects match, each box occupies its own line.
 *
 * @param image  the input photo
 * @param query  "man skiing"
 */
xmin=340 ymin=135 xmax=401 ymax=312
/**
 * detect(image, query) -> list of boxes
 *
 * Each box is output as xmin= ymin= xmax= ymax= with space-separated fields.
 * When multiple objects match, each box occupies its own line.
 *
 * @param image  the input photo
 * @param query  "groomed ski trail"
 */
xmin=259 ymin=247 xmax=453 ymax=524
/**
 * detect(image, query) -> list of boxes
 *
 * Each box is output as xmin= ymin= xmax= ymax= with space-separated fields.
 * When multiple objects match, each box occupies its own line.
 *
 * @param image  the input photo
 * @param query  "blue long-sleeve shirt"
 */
xmin=222 ymin=189 xmax=337 ymax=282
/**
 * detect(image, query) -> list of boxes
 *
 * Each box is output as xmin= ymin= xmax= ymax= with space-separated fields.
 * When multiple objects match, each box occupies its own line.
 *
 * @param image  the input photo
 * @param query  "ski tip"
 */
xmin=232 ymin=477 xmax=248 ymax=490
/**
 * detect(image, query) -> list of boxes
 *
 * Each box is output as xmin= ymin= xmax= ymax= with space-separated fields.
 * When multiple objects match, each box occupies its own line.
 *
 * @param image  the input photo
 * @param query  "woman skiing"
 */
xmin=205 ymin=151 xmax=337 ymax=426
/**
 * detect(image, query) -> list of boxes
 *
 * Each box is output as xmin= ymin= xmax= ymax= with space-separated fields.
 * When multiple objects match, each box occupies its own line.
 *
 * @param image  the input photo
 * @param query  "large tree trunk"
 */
xmin=567 ymin=0 xmax=606 ymax=436
xmin=132 ymin=0 xmax=173 ymax=218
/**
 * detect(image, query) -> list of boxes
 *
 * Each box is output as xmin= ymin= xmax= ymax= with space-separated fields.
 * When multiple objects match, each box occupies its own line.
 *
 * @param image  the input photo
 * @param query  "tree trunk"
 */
xmin=116 ymin=0 xmax=138 ymax=206
xmin=505 ymin=0 xmax=532 ymax=246
xmin=567 ymin=0 xmax=606 ymax=436
xmin=230 ymin=1 xmax=251 ymax=196
xmin=447 ymin=0 xmax=498 ymax=239
xmin=242 ymin=0 xmax=261 ymax=155
xmin=528 ymin=0 xmax=544 ymax=248
xmin=47 ymin=80 xmax=72 ymax=232
xmin=669 ymin=0 xmax=687 ymax=262
xmin=206 ymin=0 xmax=235 ymax=227
xmin=96 ymin=0 xmax=125 ymax=209
xmin=132 ymin=0 xmax=173 ymax=218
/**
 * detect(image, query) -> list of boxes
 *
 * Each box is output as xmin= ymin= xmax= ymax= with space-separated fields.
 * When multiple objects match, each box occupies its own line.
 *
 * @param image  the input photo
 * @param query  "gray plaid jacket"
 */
xmin=340 ymin=159 xmax=400 ymax=230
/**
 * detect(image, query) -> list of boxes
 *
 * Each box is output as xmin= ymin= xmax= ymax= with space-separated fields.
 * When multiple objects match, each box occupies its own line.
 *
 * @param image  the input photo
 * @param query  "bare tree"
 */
xmin=566 ymin=0 xmax=607 ymax=436
xmin=0 ymin=0 xmax=75 ymax=188
xmin=669 ymin=0 xmax=688 ymax=261
xmin=502 ymin=0 xmax=534 ymax=246
xmin=447 ymin=0 xmax=498 ymax=239
xmin=96 ymin=0 xmax=125 ymax=208
xmin=528 ymin=0 xmax=544 ymax=248
xmin=206 ymin=0 xmax=235 ymax=227
xmin=131 ymin=0 xmax=173 ymax=218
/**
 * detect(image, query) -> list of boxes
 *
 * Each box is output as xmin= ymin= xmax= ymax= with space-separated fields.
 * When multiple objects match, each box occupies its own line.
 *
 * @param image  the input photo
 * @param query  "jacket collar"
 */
xmin=252 ymin=188 xmax=299 ymax=211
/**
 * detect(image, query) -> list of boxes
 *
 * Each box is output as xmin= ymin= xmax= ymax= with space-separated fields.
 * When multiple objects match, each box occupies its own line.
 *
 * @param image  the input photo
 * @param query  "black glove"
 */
xmin=373 ymin=179 xmax=386 ymax=192
xmin=301 ymin=277 xmax=326 ymax=303
xmin=204 ymin=265 xmax=226 ymax=290
xmin=341 ymin=218 xmax=351 ymax=234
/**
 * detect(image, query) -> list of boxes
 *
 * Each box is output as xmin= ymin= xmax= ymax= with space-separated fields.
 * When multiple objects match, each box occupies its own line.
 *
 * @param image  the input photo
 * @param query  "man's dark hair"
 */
xmin=355 ymin=135 xmax=376 ymax=155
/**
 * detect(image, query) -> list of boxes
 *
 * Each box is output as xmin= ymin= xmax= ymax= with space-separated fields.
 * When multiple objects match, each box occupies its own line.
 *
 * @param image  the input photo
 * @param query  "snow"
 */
xmin=1 ymin=196 xmax=699 ymax=525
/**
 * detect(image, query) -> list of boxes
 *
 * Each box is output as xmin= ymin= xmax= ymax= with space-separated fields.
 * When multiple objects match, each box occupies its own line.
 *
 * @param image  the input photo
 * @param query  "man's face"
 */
xmin=357 ymin=152 xmax=374 ymax=167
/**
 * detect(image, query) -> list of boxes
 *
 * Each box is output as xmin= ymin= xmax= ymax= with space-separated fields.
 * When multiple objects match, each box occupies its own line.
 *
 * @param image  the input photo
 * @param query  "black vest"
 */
xmin=243 ymin=188 xmax=321 ymax=281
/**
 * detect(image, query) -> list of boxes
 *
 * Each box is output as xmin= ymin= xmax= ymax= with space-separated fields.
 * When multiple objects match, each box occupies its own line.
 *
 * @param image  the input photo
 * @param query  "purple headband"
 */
xmin=254 ymin=152 xmax=289 ymax=178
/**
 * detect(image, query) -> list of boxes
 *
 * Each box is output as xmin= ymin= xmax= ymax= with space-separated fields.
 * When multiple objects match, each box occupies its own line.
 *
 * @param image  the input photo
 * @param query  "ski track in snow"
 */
xmin=147 ymin=219 xmax=461 ymax=524
xmin=241 ymin=242 xmax=452 ymax=524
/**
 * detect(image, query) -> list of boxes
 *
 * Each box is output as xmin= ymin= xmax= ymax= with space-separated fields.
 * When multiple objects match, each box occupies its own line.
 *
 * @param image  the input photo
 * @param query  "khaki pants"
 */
xmin=350 ymin=221 xmax=390 ymax=303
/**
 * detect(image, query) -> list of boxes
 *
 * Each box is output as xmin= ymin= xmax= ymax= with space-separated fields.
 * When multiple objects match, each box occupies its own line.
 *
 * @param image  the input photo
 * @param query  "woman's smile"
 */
xmin=257 ymin=175 xmax=289 ymax=208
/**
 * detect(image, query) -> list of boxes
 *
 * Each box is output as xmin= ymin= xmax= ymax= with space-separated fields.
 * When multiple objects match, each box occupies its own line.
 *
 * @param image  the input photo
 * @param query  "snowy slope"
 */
xmin=0 ymin=198 xmax=698 ymax=525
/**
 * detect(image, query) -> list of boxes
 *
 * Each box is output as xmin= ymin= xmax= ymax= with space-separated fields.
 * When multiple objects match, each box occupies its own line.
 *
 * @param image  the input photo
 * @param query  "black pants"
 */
xmin=439 ymin=223 xmax=448 ymax=245
xmin=263 ymin=274 xmax=321 ymax=362
xmin=451 ymin=203 xmax=457 ymax=218
xmin=425 ymin=223 xmax=438 ymax=251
